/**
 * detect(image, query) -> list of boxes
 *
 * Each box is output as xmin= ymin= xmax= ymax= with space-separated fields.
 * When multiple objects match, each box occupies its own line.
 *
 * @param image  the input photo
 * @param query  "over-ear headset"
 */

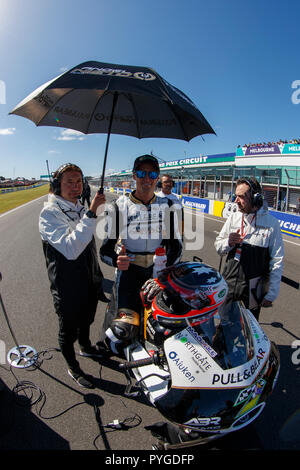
xmin=50 ymin=163 xmax=83 ymax=195
xmin=243 ymin=177 xmax=263 ymax=208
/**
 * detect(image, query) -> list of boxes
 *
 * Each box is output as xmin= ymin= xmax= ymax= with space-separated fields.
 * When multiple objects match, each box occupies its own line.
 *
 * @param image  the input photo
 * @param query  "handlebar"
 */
xmin=119 ymin=351 xmax=163 ymax=370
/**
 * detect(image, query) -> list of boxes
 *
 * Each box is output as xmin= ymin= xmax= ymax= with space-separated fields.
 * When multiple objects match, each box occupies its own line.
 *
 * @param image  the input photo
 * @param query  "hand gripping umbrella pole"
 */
xmin=0 ymin=273 xmax=38 ymax=368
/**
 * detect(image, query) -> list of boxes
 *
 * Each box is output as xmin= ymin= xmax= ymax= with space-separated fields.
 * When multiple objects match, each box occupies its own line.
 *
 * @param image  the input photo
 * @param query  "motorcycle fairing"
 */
xmin=124 ymin=301 xmax=280 ymax=438
xmin=125 ymin=341 xmax=170 ymax=404
xmin=154 ymin=342 xmax=279 ymax=433
xmin=163 ymin=304 xmax=271 ymax=390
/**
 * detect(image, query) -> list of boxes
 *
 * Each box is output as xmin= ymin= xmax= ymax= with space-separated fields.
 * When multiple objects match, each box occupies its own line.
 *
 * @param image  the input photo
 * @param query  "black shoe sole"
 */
xmin=67 ymin=370 xmax=95 ymax=389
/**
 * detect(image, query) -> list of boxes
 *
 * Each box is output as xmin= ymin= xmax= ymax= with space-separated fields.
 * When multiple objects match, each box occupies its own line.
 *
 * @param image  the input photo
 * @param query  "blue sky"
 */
xmin=1 ymin=0 xmax=300 ymax=179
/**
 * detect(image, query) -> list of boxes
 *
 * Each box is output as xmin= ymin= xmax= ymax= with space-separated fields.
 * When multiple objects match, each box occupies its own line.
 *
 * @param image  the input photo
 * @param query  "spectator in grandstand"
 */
xmin=240 ymin=137 xmax=300 ymax=148
xmin=215 ymin=177 xmax=284 ymax=321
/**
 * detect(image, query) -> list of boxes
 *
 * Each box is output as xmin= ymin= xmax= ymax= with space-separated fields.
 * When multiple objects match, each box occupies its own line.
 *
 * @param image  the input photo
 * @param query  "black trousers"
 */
xmin=56 ymin=295 xmax=98 ymax=371
xmin=81 ymin=195 xmax=91 ymax=207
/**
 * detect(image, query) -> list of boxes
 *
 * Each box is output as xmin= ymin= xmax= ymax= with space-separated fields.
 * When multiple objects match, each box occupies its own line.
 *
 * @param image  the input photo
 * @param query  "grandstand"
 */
xmin=103 ymin=141 xmax=300 ymax=214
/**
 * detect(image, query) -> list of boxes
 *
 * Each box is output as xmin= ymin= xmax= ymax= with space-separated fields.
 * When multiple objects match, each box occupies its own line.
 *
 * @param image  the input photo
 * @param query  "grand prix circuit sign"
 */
xmin=159 ymin=153 xmax=235 ymax=169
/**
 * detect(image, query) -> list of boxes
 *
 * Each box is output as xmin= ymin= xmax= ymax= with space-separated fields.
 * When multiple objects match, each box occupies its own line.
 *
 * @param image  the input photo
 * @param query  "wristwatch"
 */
xmin=86 ymin=210 xmax=97 ymax=219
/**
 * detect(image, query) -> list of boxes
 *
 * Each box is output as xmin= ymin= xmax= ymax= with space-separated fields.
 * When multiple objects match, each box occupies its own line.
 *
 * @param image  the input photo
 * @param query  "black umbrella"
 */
xmin=10 ymin=60 xmax=215 ymax=191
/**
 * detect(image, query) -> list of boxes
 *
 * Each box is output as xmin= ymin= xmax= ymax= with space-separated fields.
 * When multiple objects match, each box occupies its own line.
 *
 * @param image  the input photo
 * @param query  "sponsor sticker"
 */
xmin=184 ymin=416 xmax=221 ymax=430
xmin=212 ymin=348 xmax=266 ymax=386
xmin=184 ymin=326 xmax=218 ymax=358
xmin=168 ymin=351 xmax=195 ymax=383
xmin=234 ymin=378 xmax=266 ymax=418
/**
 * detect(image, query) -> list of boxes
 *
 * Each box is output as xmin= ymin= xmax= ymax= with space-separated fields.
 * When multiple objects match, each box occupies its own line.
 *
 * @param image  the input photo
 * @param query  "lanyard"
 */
xmin=234 ymin=214 xmax=256 ymax=263
xmin=56 ymin=201 xmax=84 ymax=221
xmin=240 ymin=214 xmax=256 ymax=241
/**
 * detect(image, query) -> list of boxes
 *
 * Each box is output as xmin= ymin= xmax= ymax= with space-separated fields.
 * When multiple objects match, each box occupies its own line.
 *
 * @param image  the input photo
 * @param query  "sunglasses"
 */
xmin=135 ymin=170 xmax=159 ymax=179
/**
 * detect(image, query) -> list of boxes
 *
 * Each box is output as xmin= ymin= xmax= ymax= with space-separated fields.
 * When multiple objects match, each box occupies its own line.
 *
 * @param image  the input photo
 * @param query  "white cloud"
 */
xmin=56 ymin=129 xmax=85 ymax=141
xmin=0 ymin=127 xmax=16 ymax=135
xmin=48 ymin=149 xmax=61 ymax=154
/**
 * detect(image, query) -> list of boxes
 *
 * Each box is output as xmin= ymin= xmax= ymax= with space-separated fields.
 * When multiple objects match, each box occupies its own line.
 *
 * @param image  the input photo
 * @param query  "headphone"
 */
xmin=243 ymin=178 xmax=263 ymax=208
xmin=50 ymin=163 xmax=83 ymax=196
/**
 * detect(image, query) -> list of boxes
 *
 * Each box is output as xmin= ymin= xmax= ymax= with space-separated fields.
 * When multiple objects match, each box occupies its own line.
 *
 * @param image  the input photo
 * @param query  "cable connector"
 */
xmin=107 ymin=419 xmax=123 ymax=429
xmin=105 ymin=414 xmax=142 ymax=431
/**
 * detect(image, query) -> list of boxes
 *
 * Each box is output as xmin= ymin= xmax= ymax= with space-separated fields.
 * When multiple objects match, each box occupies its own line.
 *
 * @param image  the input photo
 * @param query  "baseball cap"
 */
xmin=133 ymin=154 xmax=160 ymax=172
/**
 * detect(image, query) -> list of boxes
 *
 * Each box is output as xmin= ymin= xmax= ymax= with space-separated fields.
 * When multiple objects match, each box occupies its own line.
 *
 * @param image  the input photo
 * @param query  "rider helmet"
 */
xmin=152 ymin=262 xmax=228 ymax=325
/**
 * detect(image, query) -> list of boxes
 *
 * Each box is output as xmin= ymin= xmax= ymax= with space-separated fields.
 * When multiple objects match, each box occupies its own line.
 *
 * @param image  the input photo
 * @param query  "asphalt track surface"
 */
xmin=0 ymin=190 xmax=300 ymax=455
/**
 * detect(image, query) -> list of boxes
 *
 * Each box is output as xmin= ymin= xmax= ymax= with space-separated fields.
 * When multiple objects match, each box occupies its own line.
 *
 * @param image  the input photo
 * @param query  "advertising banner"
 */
xmin=237 ymin=143 xmax=300 ymax=157
xmin=245 ymin=145 xmax=281 ymax=156
xmin=281 ymin=143 xmax=300 ymax=154
xmin=181 ymin=196 xmax=209 ymax=213
xmin=269 ymin=210 xmax=300 ymax=238
xmin=105 ymin=187 xmax=300 ymax=238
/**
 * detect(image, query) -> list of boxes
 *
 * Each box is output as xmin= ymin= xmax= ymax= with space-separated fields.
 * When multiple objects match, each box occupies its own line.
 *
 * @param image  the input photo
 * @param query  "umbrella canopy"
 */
xmin=10 ymin=60 xmax=215 ymax=187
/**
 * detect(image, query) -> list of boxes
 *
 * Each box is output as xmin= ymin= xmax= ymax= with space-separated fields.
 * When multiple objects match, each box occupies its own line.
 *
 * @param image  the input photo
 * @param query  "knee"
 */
xmin=58 ymin=322 xmax=78 ymax=346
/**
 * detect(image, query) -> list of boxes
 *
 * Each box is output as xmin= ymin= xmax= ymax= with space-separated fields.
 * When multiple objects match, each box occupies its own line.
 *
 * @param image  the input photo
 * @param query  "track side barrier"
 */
xmin=0 ymin=183 xmax=46 ymax=195
xmin=103 ymin=187 xmax=300 ymax=239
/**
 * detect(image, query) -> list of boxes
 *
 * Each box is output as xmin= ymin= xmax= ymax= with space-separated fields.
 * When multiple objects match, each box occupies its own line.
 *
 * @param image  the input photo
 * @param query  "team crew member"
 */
xmin=156 ymin=174 xmax=182 ymax=205
xmin=99 ymin=155 xmax=183 ymax=353
xmin=215 ymin=177 xmax=284 ymax=320
xmin=39 ymin=163 xmax=106 ymax=388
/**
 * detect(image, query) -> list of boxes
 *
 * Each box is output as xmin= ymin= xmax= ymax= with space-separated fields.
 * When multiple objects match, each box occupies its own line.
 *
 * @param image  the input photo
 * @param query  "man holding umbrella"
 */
xmin=39 ymin=163 xmax=107 ymax=388
xmin=10 ymin=59 xmax=215 ymax=358
xmin=99 ymin=154 xmax=183 ymax=354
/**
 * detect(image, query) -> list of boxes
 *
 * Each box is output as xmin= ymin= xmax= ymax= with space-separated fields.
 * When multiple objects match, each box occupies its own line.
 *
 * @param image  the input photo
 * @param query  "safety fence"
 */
xmin=0 ymin=182 xmax=46 ymax=194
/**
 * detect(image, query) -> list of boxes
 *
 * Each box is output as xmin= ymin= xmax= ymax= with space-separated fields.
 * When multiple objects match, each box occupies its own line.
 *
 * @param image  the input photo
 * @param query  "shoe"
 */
xmin=79 ymin=345 xmax=104 ymax=358
xmin=68 ymin=368 xmax=95 ymax=389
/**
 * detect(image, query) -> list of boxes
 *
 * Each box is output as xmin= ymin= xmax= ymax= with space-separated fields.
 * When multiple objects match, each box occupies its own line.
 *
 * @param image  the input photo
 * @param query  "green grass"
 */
xmin=0 ymin=184 xmax=50 ymax=214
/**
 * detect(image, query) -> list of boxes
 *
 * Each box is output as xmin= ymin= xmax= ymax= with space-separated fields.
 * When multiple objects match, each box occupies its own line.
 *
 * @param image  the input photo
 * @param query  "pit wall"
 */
xmin=104 ymin=187 xmax=300 ymax=239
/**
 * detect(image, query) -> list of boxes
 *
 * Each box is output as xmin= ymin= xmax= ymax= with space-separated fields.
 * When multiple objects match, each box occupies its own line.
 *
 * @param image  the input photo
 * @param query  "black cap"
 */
xmin=133 ymin=154 xmax=160 ymax=172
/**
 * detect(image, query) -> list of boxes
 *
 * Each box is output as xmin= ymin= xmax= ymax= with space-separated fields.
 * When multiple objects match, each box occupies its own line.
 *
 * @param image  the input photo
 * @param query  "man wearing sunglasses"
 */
xmin=99 ymin=154 xmax=183 ymax=355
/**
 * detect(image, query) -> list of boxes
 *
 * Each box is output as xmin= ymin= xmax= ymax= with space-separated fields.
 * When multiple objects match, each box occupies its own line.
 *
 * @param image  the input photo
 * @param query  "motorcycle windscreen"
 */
xmin=198 ymin=301 xmax=254 ymax=370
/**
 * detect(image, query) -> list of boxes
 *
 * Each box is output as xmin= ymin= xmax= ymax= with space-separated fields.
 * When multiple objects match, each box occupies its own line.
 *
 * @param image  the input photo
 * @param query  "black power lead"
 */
xmin=1 ymin=348 xmax=143 ymax=450
xmin=106 ymin=415 xmax=142 ymax=430
xmin=93 ymin=404 xmax=142 ymax=450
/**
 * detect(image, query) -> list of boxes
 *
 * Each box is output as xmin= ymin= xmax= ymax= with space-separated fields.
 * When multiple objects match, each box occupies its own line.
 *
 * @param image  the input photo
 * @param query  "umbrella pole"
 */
xmin=99 ymin=92 xmax=118 ymax=193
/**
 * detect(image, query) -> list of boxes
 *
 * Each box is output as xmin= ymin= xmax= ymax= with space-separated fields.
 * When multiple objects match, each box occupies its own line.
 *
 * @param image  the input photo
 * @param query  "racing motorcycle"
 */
xmin=115 ymin=260 xmax=280 ymax=449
